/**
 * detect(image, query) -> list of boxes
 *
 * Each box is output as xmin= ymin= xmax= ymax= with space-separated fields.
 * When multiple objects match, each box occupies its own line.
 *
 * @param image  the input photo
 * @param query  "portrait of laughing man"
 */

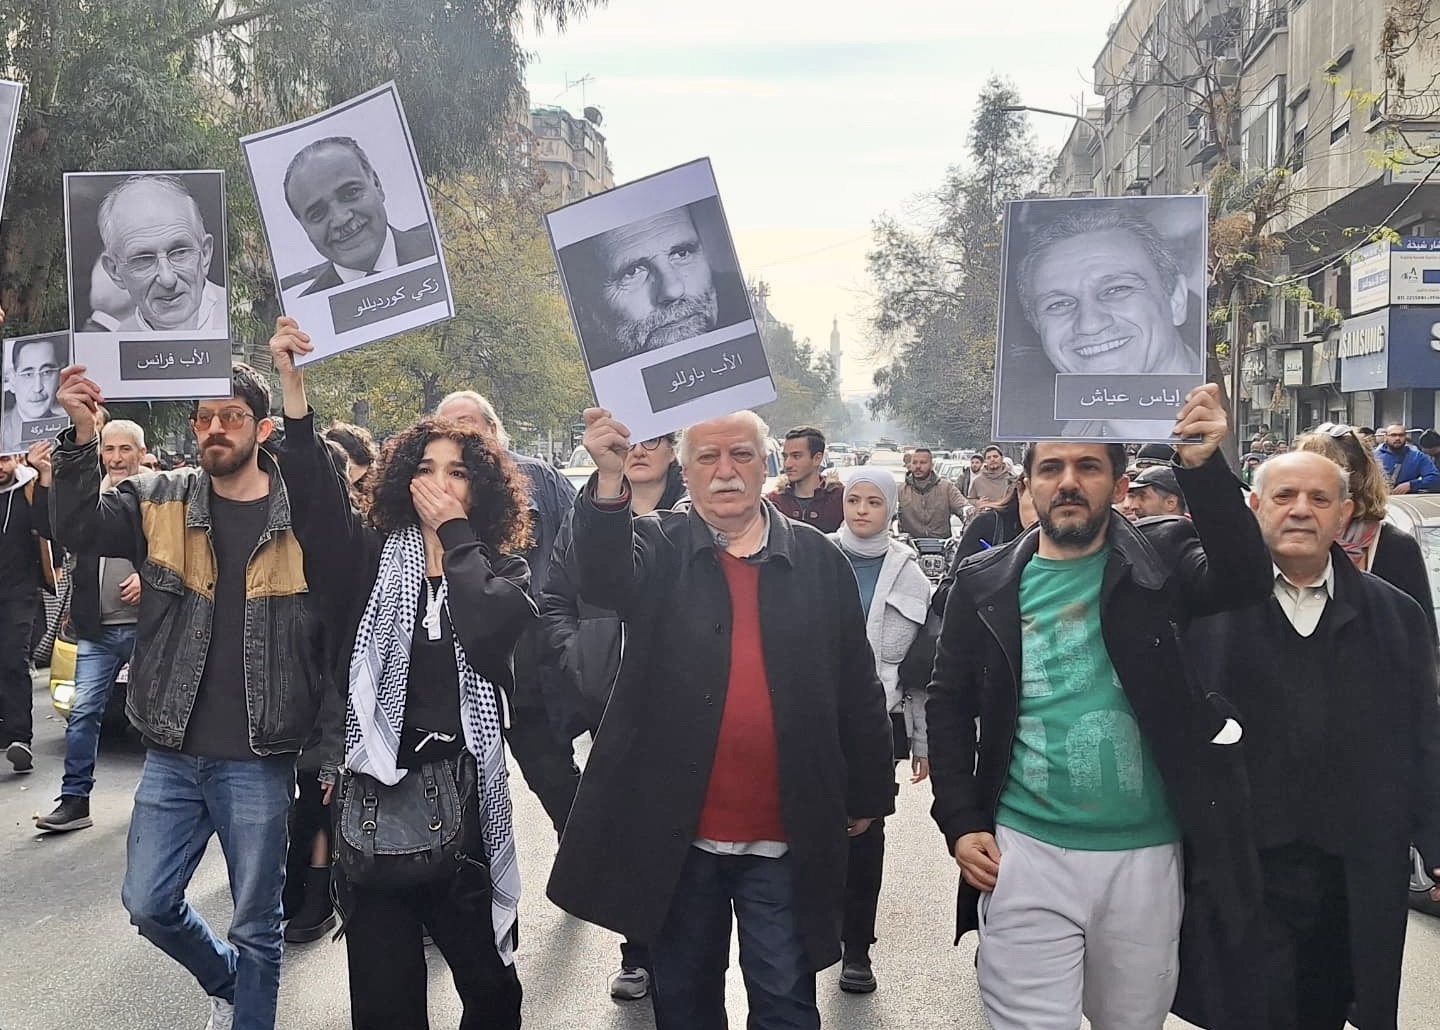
xmin=1014 ymin=204 xmax=1203 ymax=439
xmin=281 ymin=136 xmax=437 ymax=297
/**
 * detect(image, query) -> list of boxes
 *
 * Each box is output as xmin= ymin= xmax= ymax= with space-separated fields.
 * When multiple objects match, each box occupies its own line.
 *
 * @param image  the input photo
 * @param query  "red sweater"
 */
xmin=695 ymin=553 xmax=787 ymax=843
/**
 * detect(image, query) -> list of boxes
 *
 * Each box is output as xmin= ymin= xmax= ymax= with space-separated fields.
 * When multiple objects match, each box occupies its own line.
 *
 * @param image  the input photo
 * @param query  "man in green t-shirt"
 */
xmin=928 ymin=384 xmax=1271 ymax=1029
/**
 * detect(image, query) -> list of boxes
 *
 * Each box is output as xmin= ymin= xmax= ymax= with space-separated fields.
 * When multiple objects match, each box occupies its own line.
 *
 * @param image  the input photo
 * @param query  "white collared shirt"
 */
xmin=1272 ymin=560 xmax=1335 ymax=637
xmin=334 ymin=228 xmax=398 ymax=284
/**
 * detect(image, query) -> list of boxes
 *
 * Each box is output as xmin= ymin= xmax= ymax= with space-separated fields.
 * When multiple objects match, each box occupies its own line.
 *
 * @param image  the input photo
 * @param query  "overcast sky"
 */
xmin=524 ymin=0 xmax=1125 ymax=395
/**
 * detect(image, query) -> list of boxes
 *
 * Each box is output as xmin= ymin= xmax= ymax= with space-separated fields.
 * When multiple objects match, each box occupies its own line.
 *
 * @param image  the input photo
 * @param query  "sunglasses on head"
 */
xmin=1314 ymin=422 xmax=1359 ymax=440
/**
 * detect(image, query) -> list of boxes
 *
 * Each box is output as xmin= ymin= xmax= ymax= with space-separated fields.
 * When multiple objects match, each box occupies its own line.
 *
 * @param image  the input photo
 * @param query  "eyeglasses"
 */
xmin=15 ymin=365 xmax=59 ymax=386
xmin=122 ymin=246 xmax=198 ymax=277
xmin=191 ymin=408 xmax=256 ymax=431
xmin=630 ymin=437 xmax=669 ymax=451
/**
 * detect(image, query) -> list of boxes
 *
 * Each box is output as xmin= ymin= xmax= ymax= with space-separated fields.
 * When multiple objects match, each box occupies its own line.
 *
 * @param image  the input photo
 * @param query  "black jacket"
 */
xmin=927 ymin=454 xmax=1271 ymax=999
xmin=1369 ymin=522 xmax=1438 ymax=642
xmin=539 ymin=465 xmax=687 ymax=738
xmin=930 ymin=503 xmax=1024 ymax=618
xmin=1184 ymin=549 xmax=1440 ymax=1030
xmin=546 ymin=486 xmax=895 ymax=969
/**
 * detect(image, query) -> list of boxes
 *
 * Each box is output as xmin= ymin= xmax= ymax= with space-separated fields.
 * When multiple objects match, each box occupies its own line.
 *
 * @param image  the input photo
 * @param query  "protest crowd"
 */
xmin=3 ymin=72 xmax=1440 ymax=1030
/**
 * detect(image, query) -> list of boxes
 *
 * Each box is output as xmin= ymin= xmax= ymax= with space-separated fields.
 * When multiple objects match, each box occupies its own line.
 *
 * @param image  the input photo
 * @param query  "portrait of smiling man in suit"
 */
xmin=280 ymin=136 xmax=436 ymax=297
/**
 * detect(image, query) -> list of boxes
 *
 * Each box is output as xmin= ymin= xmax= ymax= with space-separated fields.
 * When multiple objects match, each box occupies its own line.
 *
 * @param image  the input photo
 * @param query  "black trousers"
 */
xmin=0 ymin=593 xmax=37 ymax=746
xmin=344 ymin=862 xmax=522 ymax=1030
xmin=841 ymin=816 xmax=886 ymax=952
xmin=283 ymin=770 xmax=331 ymax=918
xmin=505 ymin=701 xmax=578 ymax=837
xmin=1255 ymin=842 xmax=1353 ymax=1030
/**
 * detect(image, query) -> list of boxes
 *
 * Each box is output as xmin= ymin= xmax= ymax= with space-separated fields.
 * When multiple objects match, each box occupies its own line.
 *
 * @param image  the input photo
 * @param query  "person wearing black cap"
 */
xmin=1120 ymin=465 xmax=1189 ymax=521
xmin=1130 ymin=442 xmax=1177 ymax=471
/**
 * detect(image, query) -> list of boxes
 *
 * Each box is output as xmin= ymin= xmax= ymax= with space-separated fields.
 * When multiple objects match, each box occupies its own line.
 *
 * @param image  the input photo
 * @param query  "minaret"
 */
xmin=829 ymin=316 xmax=842 ymax=384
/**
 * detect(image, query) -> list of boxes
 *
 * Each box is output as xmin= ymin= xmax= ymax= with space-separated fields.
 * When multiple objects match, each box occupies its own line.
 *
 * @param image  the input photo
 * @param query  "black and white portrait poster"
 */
xmin=547 ymin=158 xmax=775 ymax=441
xmin=240 ymin=82 xmax=453 ymax=365
xmin=64 ymin=170 xmax=232 ymax=401
xmin=993 ymin=194 xmax=1208 ymax=442
xmin=1 ymin=331 xmax=70 ymax=453
xmin=0 ymin=79 xmax=21 ymax=221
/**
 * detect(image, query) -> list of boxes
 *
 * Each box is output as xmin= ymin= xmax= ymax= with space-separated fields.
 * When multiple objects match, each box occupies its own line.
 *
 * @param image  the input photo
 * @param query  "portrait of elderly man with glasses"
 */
xmin=96 ymin=174 xmax=227 ymax=333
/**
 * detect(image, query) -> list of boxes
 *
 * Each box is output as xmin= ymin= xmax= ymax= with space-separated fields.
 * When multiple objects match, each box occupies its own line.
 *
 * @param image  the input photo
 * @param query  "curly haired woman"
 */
xmin=269 ymin=317 xmax=536 ymax=1030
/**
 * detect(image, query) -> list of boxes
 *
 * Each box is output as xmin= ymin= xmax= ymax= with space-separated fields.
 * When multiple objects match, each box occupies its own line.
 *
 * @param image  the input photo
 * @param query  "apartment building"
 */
xmin=529 ymin=104 xmax=615 ymax=207
xmin=1053 ymin=0 xmax=1440 ymax=438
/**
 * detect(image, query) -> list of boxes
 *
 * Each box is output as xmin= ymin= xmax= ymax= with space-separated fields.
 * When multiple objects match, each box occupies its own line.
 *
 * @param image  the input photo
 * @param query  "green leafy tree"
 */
xmin=301 ymin=171 xmax=591 ymax=438
xmin=0 ymin=0 xmax=601 ymax=444
xmin=865 ymin=77 xmax=1045 ymax=446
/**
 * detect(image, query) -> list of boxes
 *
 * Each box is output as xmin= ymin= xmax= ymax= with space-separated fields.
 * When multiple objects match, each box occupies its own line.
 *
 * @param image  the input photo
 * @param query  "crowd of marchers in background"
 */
xmin=1 ymin=300 xmax=1438 ymax=1030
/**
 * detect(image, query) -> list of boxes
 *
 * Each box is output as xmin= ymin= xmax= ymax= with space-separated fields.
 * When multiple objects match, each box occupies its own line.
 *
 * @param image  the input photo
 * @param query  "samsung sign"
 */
xmin=1338 ymin=307 xmax=1440 ymax=392
xmin=1337 ymin=321 xmax=1386 ymax=358
xmin=1338 ymin=309 xmax=1389 ymax=391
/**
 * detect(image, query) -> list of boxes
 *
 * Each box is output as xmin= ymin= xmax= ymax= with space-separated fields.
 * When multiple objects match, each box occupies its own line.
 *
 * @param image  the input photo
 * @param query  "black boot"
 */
xmin=838 ymin=944 xmax=877 ymax=994
xmin=284 ymin=867 xmax=337 ymax=943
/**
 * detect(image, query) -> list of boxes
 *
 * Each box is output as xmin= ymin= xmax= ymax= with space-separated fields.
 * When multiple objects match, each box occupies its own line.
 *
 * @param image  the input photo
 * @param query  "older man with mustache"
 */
xmin=928 ymin=384 xmax=1271 ymax=1030
xmin=548 ymin=407 xmax=894 ymax=1030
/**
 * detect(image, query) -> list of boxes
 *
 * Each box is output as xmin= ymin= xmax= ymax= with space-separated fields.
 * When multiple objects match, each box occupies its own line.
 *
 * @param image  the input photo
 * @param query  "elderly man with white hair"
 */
xmin=98 ymin=174 xmax=226 ymax=332
xmin=35 ymin=418 xmax=148 ymax=832
xmin=1186 ymin=450 xmax=1440 ymax=1030
xmin=547 ymin=406 xmax=894 ymax=1030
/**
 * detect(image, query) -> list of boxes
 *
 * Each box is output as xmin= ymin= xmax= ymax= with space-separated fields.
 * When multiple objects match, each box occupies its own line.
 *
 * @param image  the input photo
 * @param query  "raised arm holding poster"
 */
xmin=0 ymin=80 xmax=21 ymax=220
xmin=993 ymin=194 xmax=1208 ymax=442
xmin=240 ymin=82 xmax=453 ymax=364
xmin=547 ymin=158 xmax=775 ymax=442
xmin=64 ymin=170 xmax=232 ymax=402
xmin=0 ymin=331 xmax=70 ymax=453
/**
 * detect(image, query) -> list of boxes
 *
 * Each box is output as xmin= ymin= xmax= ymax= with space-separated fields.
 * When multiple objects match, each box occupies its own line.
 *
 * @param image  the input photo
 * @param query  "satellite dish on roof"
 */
xmin=583 ymin=106 xmax=603 ymax=126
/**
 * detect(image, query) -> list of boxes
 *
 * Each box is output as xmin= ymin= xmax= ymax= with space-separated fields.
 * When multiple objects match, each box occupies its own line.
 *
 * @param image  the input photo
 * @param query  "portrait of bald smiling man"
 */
xmin=281 ymin=136 xmax=436 ymax=296
xmin=98 ymin=175 xmax=227 ymax=333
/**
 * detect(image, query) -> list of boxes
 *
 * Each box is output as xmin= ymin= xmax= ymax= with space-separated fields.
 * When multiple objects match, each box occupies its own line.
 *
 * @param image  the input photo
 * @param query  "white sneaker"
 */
xmin=205 ymin=997 xmax=234 ymax=1030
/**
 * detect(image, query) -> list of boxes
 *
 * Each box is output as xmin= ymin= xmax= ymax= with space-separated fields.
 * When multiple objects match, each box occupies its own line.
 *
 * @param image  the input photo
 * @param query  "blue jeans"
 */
xmin=650 ymin=848 xmax=819 ymax=1030
xmin=61 ymin=625 xmax=136 ymax=797
xmin=122 ymin=749 xmax=295 ymax=1030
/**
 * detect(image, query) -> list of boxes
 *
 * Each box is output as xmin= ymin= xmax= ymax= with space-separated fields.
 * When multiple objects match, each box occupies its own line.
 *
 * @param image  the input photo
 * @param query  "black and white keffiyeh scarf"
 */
xmin=345 ymin=525 xmax=520 ymax=963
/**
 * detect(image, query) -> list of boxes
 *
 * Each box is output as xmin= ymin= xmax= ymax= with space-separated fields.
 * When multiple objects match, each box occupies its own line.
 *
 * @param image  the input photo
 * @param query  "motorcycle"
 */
xmin=898 ymin=534 xmax=958 ymax=586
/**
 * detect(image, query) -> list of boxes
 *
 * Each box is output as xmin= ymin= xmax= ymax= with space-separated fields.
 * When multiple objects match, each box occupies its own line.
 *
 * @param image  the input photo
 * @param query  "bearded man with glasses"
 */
xmin=47 ymin=334 xmax=359 ymax=1030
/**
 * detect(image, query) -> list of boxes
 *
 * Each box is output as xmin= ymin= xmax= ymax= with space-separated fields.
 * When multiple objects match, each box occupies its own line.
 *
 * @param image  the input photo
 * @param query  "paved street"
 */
xmin=5 ymin=670 xmax=1440 ymax=1028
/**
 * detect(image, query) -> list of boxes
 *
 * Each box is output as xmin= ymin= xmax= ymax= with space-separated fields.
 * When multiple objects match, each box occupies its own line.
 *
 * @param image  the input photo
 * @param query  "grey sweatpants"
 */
xmin=976 ymin=825 xmax=1184 ymax=1030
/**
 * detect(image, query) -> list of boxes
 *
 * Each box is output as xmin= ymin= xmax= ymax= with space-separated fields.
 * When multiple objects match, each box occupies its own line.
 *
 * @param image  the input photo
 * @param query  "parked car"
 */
xmin=1378 ymin=495 xmax=1440 ymax=917
xmin=48 ymin=620 xmax=129 ymax=728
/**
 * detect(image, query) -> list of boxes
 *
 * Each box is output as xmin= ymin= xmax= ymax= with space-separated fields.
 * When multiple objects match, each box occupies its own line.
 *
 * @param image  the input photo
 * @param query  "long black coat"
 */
xmin=926 ymin=454 xmax=1272 ymax=1007
xmin=545 ymin=491 xmax=896 ymax=970
xmin=1186 ymin=549 xmax=1440 ymax=1030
